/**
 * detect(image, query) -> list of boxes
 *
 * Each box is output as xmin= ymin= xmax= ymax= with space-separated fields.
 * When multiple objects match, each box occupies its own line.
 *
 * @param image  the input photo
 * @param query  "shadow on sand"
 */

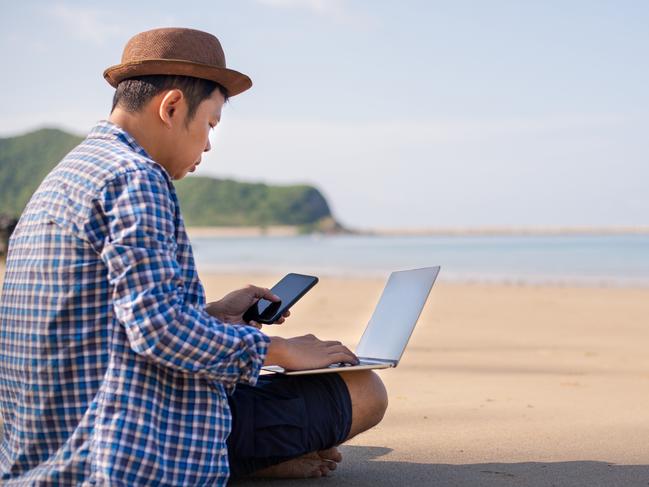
xmin=231 ymin=445 xmax=649 ymax=486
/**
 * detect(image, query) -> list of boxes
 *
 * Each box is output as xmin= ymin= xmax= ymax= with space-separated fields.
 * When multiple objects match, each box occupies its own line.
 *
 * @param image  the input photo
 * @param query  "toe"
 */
xmin=318 ymin=447 xmax=343 ymax=463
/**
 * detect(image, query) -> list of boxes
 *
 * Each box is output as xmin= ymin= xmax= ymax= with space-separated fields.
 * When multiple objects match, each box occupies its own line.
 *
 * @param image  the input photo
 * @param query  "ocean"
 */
xmin=190 ymin=234 xmax=649 ymax=286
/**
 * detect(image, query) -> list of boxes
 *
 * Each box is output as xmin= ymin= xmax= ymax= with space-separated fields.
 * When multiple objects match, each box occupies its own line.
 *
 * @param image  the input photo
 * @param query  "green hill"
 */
xmin=0 ymin=128 xmax=338 ymax=229
xmin=0 ymin=128 xmax=83 ymax=216
xmin=174 ymin=177 xmax=333 ymax=227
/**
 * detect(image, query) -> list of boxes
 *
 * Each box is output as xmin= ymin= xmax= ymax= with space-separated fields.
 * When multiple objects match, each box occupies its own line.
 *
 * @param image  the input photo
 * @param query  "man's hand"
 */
xmin=205 ymin=285 xmax=290 ymax=327
xmin=265 ymin=335 xmax=359 ymax=371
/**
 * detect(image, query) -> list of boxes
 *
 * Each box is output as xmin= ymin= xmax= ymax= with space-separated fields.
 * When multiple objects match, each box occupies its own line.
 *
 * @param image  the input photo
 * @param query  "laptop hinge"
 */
xmin=358 ymin=357 xmax=398 ymax=366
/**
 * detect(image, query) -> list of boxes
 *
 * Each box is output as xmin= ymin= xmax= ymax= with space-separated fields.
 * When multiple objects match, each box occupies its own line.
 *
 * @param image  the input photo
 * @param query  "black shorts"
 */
xmin=227 ymin=373 xmax=353 ymax=478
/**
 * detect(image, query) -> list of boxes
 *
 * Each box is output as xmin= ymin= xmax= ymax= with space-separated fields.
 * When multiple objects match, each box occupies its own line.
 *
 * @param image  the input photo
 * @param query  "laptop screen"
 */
xmin=354 ymin=266 xmax=440 ymax=363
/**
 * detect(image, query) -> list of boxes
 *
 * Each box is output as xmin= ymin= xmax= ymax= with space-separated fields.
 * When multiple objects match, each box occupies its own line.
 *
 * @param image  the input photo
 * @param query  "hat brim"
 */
xmin=103 ymin=59 xmax=252 ymax=97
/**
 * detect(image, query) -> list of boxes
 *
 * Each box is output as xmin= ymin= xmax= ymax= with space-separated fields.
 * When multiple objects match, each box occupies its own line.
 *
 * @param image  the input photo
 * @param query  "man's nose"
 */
xmin=204 ymin=138 xmax=211 ymax=152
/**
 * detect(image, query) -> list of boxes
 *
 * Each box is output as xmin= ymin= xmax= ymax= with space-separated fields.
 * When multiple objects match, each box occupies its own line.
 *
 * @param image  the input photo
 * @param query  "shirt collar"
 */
xmin=87 ymin=120 xmax=172 ymax=180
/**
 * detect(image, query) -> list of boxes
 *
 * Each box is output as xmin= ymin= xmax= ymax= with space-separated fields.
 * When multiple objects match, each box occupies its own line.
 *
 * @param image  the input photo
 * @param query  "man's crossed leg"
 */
xmin=228 ymin=370 xmax=388 ymax=479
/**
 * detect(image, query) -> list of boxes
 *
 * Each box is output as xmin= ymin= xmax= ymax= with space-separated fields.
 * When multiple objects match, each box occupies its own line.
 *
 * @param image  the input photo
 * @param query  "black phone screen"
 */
xmin=243 ymin=273 xmax=318 ymax=324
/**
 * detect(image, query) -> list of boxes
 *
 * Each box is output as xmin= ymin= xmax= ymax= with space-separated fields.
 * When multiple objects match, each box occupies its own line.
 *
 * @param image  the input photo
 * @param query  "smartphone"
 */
xmin=243 ymin=273 xmax=319 ymax=324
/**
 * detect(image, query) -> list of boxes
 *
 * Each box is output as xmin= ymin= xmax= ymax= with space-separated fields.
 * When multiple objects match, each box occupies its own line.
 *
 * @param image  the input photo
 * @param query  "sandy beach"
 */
xmin=207 ymin=274 xmax=649 ymax=486
xmin=2 ymin=265 xmax=649 ymax=485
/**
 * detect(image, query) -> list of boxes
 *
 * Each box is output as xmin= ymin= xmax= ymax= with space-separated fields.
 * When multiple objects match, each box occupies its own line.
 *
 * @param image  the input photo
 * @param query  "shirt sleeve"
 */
xmin=95 ymin=168 xmax=269 ymax=388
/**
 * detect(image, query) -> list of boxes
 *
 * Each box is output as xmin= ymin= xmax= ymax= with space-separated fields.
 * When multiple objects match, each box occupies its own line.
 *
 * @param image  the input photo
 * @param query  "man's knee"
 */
xmin=339 ymin=370 xmax=388 ymax=439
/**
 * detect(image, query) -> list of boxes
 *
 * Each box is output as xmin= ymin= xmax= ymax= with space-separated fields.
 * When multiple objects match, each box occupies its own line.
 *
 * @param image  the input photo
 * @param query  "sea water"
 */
xmin=190 ymin=234 xmax=649 ymax=286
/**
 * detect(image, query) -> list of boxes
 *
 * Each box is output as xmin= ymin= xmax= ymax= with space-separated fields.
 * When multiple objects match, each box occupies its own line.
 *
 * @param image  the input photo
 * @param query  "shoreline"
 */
xmin=186 ymin=225 xmax=649 ymax=238
xmin=199 ymin=272 xmax=649 ymax=289
xmin=3 ymin=263 xmax=648 ymax=289
xmin=186 ymin=225 xmax=300 ymax=238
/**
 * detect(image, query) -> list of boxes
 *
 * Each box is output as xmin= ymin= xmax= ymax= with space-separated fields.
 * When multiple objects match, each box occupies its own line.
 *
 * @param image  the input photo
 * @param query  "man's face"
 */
xmin=166 ymin=89 xmax=225 ymax=180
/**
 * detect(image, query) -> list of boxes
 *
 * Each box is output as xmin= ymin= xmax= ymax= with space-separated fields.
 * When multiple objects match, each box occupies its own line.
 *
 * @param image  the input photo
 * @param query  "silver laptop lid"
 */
xmin=355 ymin=266 xmax=440 ymax=363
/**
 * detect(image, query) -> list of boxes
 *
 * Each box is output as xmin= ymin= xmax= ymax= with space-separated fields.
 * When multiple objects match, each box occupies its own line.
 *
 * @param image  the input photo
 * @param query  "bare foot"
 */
xmin=318 ymin=447 xmax=342 ymax=464
xmin=252 ymin=447 xmax=343 ymax=479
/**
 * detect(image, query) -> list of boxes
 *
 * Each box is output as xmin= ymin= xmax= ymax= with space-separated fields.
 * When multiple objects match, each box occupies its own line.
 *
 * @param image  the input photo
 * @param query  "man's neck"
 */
xmin=108 ymin=109 xmax=165 ymax=164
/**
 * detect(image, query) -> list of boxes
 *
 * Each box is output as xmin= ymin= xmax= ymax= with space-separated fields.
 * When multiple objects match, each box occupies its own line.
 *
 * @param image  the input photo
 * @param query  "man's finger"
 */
xmin=328 ymin=352 xmax=360 ymax=366
xmin=250 ymin=285 xmax=280 ymax=302
xmin=326 ymin=343 xmax=354 ymax=356
xmin=242 ymin=284 xmax=280 ymax=302
xmin=273 ymin=310 xmax=290 ymax=324
xmin=326 ymin=345 xmax=358 ymax=361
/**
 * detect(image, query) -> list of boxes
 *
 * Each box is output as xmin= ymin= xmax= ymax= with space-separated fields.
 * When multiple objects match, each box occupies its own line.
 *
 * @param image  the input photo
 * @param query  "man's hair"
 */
xmin=111 ymin=75 xmax=229 ymax=122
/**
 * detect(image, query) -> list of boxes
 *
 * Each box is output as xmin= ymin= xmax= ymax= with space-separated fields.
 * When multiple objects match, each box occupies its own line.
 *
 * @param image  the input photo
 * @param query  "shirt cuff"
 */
xmin=221 ymin=325 xmax=270 ymax=391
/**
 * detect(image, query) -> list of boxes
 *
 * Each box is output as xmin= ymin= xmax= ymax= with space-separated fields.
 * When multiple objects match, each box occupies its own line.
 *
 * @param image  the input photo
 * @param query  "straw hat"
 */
xmin=103 ymin=27 xmax=252 ymax=96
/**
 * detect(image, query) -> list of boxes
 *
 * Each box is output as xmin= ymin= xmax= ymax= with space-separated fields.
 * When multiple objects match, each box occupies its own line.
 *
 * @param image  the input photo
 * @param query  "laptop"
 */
xmin=263 ymin=266 xmax=440 ymax=375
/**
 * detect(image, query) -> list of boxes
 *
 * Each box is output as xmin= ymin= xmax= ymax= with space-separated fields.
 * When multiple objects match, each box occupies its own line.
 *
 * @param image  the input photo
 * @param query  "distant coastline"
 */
xmin=186 ymin=225 xmax=649 ymax=238
xmin=186 ymin=225 xmax=300 ymax=238
xmin=362 ymin=225 xmax=649 ymax=237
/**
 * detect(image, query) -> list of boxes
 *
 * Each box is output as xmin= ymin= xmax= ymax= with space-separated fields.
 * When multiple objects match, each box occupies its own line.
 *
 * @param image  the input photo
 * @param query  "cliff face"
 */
xmin=0 ymin=128 xmax=338 ymax=229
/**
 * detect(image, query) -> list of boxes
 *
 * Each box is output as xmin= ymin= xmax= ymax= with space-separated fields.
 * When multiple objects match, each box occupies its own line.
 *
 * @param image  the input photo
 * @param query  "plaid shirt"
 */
xmin=0 ymin=121 xmax=270 ymax=486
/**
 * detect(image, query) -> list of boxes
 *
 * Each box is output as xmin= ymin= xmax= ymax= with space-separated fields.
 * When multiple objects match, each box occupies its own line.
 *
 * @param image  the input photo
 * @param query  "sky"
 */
xmin=1 ymin=0 xmax=648 ymax=230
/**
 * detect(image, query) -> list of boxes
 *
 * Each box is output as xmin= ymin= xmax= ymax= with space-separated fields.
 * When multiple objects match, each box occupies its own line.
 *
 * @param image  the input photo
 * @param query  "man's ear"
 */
xmin=158 ymin=89 xmax=185 ymax=129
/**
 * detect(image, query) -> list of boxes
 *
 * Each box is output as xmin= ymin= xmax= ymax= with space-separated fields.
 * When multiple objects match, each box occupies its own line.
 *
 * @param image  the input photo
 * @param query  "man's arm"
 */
xmin=204 ymin=287 xmax=359 ymax=370
xmin=94 ymin=169 xmax=268 ymax=388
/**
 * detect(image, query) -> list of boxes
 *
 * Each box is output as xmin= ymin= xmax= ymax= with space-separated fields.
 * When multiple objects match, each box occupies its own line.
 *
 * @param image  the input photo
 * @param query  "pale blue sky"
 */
xmin=1 ymin=1 xmax=648 ymax=229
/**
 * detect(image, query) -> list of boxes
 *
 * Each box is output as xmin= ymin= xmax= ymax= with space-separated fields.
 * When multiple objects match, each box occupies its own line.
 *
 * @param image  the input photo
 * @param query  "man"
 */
xmin=0 ymin=28 xmax=387 ymax=485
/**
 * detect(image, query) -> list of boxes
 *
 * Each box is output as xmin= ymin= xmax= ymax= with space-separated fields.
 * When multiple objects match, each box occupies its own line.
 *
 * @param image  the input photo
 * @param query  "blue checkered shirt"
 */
xmin=0 ymin=121 xmax=270 ymax=485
